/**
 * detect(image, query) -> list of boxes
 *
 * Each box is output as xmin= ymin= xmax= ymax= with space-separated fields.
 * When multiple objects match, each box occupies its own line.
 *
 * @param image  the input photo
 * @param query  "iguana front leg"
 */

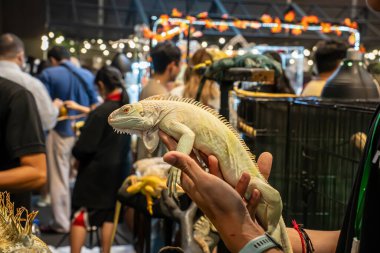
xmin=160 ymin=121 xmax=195 ymax=197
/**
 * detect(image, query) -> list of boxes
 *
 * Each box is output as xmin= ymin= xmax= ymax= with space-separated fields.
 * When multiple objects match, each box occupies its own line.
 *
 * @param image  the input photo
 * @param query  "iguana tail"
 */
xmin=272 ymin=217 xmax=293 ymax=253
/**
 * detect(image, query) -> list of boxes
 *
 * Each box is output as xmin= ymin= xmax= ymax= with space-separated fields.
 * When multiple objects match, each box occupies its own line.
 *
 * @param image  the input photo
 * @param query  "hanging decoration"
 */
xmin=144 ymin=9 xmax=360 ymax=49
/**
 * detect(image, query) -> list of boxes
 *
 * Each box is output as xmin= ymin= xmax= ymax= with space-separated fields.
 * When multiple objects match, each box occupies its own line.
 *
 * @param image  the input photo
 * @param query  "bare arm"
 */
xmin=286 ymin=228 xmax=339 ymax=253
xmin=64 ymin=100 xmax=91 ymax=113
xmin=0 ymin=153 xmax=47 ymax=191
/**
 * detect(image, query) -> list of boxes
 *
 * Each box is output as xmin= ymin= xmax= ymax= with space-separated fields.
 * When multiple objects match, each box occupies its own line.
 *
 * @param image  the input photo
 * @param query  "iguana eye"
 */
xmin=123 ymin=106 xmax=130 ymax=113
xmin=140 ymin=111 xmax=145 ymax=117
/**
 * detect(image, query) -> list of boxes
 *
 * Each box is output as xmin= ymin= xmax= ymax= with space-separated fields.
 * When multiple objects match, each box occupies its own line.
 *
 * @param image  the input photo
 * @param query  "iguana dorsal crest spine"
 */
xmin=143 ymin=94 xmax=257 ymax=164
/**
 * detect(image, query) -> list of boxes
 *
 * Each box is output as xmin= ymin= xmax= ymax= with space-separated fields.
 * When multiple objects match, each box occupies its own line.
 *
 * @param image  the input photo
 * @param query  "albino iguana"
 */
xmin=0 ymin=192 xmax=51 ymax=253
xmin=108 ymin=95 xmax=292 ymax=252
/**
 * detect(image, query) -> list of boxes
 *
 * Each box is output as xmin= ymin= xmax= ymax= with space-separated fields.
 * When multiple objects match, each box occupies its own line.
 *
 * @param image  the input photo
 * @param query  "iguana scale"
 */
xmin=108 ymin=95 xmax=292 ymax=252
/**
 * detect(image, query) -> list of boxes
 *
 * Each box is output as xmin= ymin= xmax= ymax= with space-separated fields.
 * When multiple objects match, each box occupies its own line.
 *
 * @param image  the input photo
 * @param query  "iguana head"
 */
xmin=108 ymin=102 xmax=161 ymax=152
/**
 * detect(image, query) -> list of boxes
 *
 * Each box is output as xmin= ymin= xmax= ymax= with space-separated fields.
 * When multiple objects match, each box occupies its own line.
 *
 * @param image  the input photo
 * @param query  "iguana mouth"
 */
xmin=113 ymin=127 xmax=142 ymax=136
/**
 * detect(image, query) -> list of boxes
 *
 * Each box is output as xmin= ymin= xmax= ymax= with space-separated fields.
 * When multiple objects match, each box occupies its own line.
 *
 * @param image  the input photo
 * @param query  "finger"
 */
xmin=159 ymin=131 xmax=178 ymax=151
xmin=180 ymin=171 xmax=195 ymax=194
xmin=163 ymin=151 xmax=204 ymax=183
xmin=247 ymin=188 xmax=261 ymax=220
xmin=257 ymin=152 xmax=273 ymax=180
xmin=235 ymin=172 xmax=251 ymax=198
xmin=208 ymin=155 xmax=224 ymax=180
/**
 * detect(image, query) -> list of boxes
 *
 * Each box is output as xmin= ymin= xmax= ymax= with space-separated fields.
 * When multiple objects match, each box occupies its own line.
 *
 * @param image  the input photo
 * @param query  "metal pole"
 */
xmin=352 ymin=0 xmax=358 ymax=18
xmin=98 ymin=0 xmax=104 ymax=38
xmin=186 ymin=23 xmax=191 ymax=64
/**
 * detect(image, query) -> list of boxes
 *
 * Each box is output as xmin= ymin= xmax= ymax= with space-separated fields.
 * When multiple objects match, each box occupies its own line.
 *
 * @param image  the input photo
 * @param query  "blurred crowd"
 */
xmin=1 ymin=29 xmax=378 ymax=253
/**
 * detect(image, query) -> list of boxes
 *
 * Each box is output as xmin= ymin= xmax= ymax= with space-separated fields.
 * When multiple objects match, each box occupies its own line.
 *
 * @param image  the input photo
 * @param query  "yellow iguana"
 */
xmin=108 ymin=95 xmax=292 ymax=252
xmin=0 ymin=192 xmax=51 ymax=253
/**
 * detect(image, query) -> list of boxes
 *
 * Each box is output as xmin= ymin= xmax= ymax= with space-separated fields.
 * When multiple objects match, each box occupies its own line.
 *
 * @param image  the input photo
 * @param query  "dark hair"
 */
xmin=47 ymin=46 xmax=71 ymax=61
xmin=0 ymin=33 xmax=24 ymax=58
xmin=95 ymin=66 xmax=129 ymax=105
xmin=150 ymin=41 xmax=181 ymax=74
xmin=313 ymin=39 xmax=347 ymax=74
xmin=263 ymin=51 xmax=295 ymax=94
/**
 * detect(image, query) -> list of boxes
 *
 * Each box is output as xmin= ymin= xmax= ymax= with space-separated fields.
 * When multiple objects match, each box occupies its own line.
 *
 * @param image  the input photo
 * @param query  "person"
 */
xmin=170 ymin=48 xmax=221 ymax=111
xmin=0 ymin=76 xmax=47 ymax=210
xmin=39 ymin=46 xmax=99 ymax=233
xmin=301 ymin=39 xmax=347 ymax=97
xmin=0 ymin=33 xmax=61 ymax=131
xmin=70 ymin=66 xmax=130 ymax=253
xmin=137 ymin=41 xmax=181 ymax=160
xmin=262 ymin=51 xmax=295 ymax=94
xmin=134 ymin=41 xmax=181 ymax=253
xmin=139 ymin=41 xmax=181 ymax=100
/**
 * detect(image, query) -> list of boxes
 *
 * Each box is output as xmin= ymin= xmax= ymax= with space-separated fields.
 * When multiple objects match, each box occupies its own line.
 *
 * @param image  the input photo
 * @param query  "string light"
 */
xmin=106 ymin=60 xmax=112 ymax=65
xmin=219 ymin=37 xmax=226 ymax=44
xmin=97 ymin=39 xmax=103 ymax=44
xmin=307 ymin=60 xmax=314 ymax=66
xmin=201 ymin=41 xmax=208 ymax=48
xmin=103 ymin=50 xmax=110 ymax=56
xmin=143 ymin=45 xmax=150 ymax=52
xmin=41 ymin=40 xmax=49 ymax=51
xmin=112 ymin=43 xmax=118 ymax=49
xmin=100 ymin=44 xmax=107 ymax=50
xmin=119 ymin=43 xmax=125 ymax=49
xmin=289 ymin=59 xmax=295 ymax=65
xmin=48 ymin=32 xmax=55 ymax=38
xmin=128 ymin=41 xmax=136 ymax=49
xmin=126 ymin=52 xmax=132 ymax=58
xmin=70 ymin=47 xmax=76 ymax=53
xmin=81 ymin=48 xmax=87 ymax=54
xmin=304 ymin=49 xmax=311 ymax=57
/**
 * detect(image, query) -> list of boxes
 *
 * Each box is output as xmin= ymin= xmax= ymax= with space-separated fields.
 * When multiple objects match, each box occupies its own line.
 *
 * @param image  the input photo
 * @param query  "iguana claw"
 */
xmin=167 ymin=166 xmax=181 ymax=199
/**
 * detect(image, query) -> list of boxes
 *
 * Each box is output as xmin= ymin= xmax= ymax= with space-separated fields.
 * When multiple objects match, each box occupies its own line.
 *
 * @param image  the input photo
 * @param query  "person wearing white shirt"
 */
xmin=0 ymin=33 xmax=62 ymax=131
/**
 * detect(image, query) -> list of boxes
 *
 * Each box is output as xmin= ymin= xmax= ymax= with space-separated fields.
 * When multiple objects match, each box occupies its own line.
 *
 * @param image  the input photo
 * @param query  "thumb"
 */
xmin=163 ymin=151 xmax=202 ymax=183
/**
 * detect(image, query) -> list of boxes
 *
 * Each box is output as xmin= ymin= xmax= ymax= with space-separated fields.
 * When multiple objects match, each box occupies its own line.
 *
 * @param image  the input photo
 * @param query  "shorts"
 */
xmin=71 ymin=207 xmax=115 ymax=229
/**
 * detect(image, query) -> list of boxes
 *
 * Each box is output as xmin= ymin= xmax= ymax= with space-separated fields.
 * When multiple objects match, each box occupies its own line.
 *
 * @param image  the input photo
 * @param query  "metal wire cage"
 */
xmin=231 ymin=91 xmax=378 ymax=230
xmin=286 ymin=99 xmax=377 ymax=230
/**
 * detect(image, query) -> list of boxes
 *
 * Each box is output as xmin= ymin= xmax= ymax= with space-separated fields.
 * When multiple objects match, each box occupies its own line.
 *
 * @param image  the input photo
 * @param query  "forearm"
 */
xmin=0 ymin=166 xmax=46 ymax=191
xmin=0 ymin=154 xmax=47 ymax=191
xmin=286 ymin=227 xmax=340 ymax=253
xmin=73 ymin=104 xmax=91 ymax=113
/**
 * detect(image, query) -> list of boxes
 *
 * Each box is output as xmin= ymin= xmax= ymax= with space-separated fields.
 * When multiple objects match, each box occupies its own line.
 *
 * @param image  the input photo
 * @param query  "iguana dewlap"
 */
xmin=108 ymin=95 xmax=292 ymax=252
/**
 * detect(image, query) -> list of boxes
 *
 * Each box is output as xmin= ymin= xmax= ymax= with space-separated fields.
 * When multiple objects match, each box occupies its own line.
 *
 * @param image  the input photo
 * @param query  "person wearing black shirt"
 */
xmin=70 ymin=66 xmax=130 ymax=253
xmin=0 ymin=76 xmax=47 ymax=210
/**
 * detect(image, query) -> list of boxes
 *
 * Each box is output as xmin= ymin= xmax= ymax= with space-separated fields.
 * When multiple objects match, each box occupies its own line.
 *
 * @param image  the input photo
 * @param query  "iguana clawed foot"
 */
xmin=167 ymin=166 xmax=182 ymax=199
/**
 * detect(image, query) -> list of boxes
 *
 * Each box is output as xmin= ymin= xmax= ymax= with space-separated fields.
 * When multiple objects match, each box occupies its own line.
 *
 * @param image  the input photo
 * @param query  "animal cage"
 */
xmin=286 ymin=99 xmax=377 ymax=230
xmin=231 ymin=91 xmax=378 ymax=230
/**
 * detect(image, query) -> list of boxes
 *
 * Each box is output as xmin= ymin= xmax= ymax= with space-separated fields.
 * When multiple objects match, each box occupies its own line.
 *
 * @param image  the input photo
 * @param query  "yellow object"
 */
xmin=234 ymin=87 xmax=297 ymax=98
xmin=59 ymin=106 xmax=68 ymax=116
xmin=125 ymin=175 xmax=168 ymax=215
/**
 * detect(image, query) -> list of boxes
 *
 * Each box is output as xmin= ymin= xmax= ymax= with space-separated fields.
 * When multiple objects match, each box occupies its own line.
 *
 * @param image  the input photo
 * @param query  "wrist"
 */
xmin=219 ymin=215 xmax=265 ymax=252
xmin=239 ymin=233 xmax=283 ymax=253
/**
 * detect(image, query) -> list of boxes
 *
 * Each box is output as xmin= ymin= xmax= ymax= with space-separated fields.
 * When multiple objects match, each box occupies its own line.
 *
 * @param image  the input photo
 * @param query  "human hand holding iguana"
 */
xmin=159 ymin=131 xmax=282 ymax=253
